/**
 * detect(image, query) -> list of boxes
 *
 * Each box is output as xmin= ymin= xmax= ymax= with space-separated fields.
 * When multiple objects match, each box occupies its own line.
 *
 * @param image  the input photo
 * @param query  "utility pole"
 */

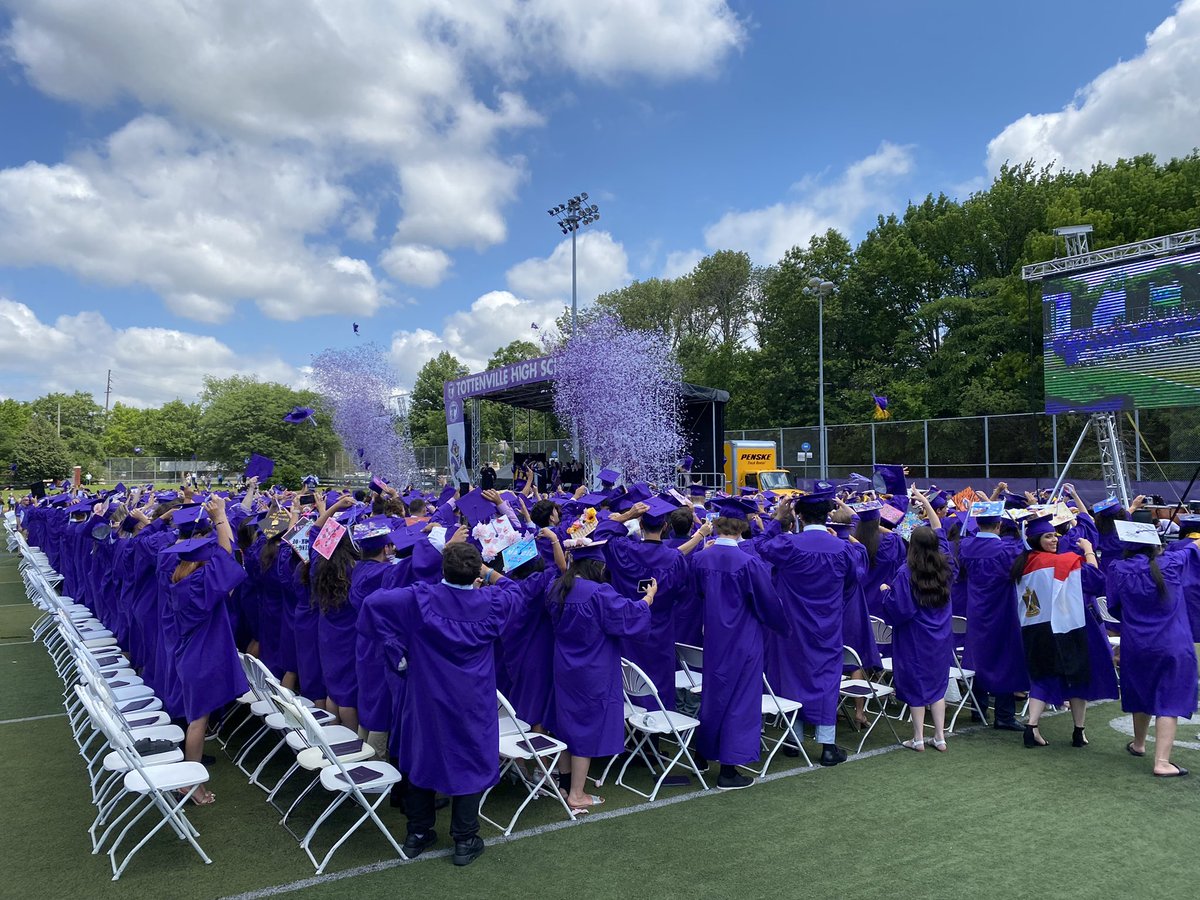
xmin=104 ymin=369 xmax=113 ymax=414
xmin=57 ymin=399 xmax=61 ymax=438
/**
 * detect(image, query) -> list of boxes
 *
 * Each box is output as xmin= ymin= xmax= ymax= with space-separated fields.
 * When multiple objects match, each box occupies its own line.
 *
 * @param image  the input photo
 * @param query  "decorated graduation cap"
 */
xmin=1092 ymin=497 xmax=1122 ymax=516
xmin=872 ymin=464 xmax=906 ymax=496
xmin=244 ymin=454 xmax=274 ymax=482
xmin=260 ymin=510 xmax=291 ymax=539
xmin=456 ymin=489 xmax=499 ymax=527
xmin=1113 ymin=519 xmax=1161 ymax=547
xmin=1048 ymin=503 xmax=1076 ymax=528
xmin=569 ymin=539 xmax=608 ymax=562
xmin=852 ymin=500 xmax=883 ymax=521
xmin=351 ymin=517 xmax=393 ymax=553
xmin=500 ymin=536 xmax=539 ymax=572
xmin=597 ymin=467 xmax=621 ymax=487
xmin=369 ymin=475 xmax=390 ymax=494
xmin=969 ymin=500 xmax=1005 ymax=522
xmin=879 ymin=503 xmax=906 ymax=527
xmin=160 ymin=534 xmax=220 ymax=563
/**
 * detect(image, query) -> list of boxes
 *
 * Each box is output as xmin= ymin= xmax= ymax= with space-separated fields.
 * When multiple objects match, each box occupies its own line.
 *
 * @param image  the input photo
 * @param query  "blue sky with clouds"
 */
xmin=1 ymin=0 xmax=1195 ymax=406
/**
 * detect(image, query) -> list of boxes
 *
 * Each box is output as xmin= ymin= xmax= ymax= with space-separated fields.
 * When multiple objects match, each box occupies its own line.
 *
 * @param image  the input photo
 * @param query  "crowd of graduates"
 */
xmin=12 ymin=459 xmax=1200 ymax=865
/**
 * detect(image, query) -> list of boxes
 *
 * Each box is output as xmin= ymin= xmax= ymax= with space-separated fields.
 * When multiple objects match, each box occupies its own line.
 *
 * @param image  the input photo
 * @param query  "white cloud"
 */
xmin=987 ymin=0 xmax=1200 ymax=173
xmin=662 ymin=248 xmax=704 ymax=279
xmin=0 ymin=117 xmax=385 ymax=323
xmin=0 ymin=296 xmax=297 ymax=406
xmin=0 ymin=1 xmax=746 ymax=317
xmin=389 ymin=291 xmax=567 ymax=386
xmin=505 ymin=231 xmax=631 ymax=301
xmin=702 ymin=142 xmax=915 ymax=263
xmin=379 ymin=244 xmax=454 ymax=288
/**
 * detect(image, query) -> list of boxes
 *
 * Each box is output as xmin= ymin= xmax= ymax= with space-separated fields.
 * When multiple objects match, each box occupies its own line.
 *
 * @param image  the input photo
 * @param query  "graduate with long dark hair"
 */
xmin=882 ymin=494 xmax=953 ymax=752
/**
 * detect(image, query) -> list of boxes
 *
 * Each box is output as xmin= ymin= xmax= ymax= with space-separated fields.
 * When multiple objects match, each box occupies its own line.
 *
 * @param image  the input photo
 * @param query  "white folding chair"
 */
xmin=871 ymin=616 xmax=894 ymax=686
xmin=838 ymin=646 xmax=901 ymax=753
xmin=480 ymin=691 xmax=578 ymax=835
xmin=75 ymin=685 xmax=212 ymax=880
xmin=275 ymin=695 xmax=407 ymax=874
xmin=946 ymin=616 xmax=988 ymax=733
xmin=755 ymin=673 xmax=812 ymax=774
xmin=674 ymin=642 xmax=704 ymax=694
xmin=613 ymin=658 xmax=707 ymax=800
xmin=1095 ymin=596 xmax=1121 ymax=650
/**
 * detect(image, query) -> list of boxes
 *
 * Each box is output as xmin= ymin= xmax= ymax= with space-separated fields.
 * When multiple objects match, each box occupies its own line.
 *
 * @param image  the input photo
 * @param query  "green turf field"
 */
xmin=1045 ymin=350 xmax=1200 ymax=410
xmin=3 ymin=549 xmax=1198 ymax=900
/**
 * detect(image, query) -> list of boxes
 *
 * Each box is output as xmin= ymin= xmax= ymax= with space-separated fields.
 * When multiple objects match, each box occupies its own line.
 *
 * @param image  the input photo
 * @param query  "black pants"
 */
xmin=972 ymin=688 xmax=1016 ymax=723
xmin=405 ymin=784 xmax=481 ymax=842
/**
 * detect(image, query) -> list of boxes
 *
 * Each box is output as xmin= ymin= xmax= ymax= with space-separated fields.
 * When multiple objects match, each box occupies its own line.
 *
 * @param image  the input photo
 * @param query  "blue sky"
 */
xmin=0 ymin=0 xmax=1195 ymax=406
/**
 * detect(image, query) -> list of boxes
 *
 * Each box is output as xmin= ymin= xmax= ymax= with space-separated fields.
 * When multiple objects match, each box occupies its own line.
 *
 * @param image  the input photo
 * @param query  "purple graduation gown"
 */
xmin=862 ymin=531 xmax=905 ymax=619
xmin=1106 ymin=544 xmax=1200 ymax=718
xmin=605 ymin=536 xmax=688 ymax=709
xmin=168 ymin=547 xmax=249 ymax=721
xmin=958 ymin=534 xmax=1030 ymax=694
xmin=761 ymin=528 xmax=858 ymax=727
xmin=292 ymin=556 xmax=325 ymax=701
xmin=692 ymin=541 xmax=789 ymax=765
xmin=548 ymin=578 xmax=651 ymax=757
xmin=367 ymin=580 xmax=515 ymax=795
xmin=1163 ymin=539 xmax=1200 ymax=641
xmin=882 ymin=569 xmax=954 ymax=708
xmin=316 ymin=557 xmax=359 ymax=708
xmin=840 ymin=540 xmax=882 ymax=669
xmin=350 ymin=558 xmax=410 ymax=732
xmin=498 ymin=569 xmax=558 ymax=727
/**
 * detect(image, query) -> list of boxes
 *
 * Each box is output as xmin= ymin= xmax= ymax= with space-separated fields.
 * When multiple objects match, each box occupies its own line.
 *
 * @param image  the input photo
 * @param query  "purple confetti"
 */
xmin=310 ymin=342 xmax=418 ymax=485
xmin=551 ymin=315 xmax=685 ymax=483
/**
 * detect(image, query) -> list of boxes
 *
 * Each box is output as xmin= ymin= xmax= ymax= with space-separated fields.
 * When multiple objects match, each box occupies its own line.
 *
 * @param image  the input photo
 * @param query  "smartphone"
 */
xmin=705 ymin=511 xmax=718 ymax=523
xmin=298 ymin=493 xmax=315 ymax=505
xmin=459 ymin=482 xmax=471 ymax=496
xmin=637 ymin=578 xmax=653 ymax=594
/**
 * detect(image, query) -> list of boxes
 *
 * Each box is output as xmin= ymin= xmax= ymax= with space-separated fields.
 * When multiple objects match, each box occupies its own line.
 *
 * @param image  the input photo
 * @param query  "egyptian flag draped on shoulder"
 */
xmin=1016 ymin=551 xmax=1090 ymax=684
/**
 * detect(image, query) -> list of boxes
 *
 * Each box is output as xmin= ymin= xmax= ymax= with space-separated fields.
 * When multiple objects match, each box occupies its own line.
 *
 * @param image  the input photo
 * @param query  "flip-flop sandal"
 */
xmin=568 ymin=794 xmax=606 ymax=813
xmin=901 ymin=740 xmax=925 ymax=752
xmin=1153 ymin=766 xmax=1189 ymax=778
xmin=1125 ymin=741 xmax=1146 ymax=757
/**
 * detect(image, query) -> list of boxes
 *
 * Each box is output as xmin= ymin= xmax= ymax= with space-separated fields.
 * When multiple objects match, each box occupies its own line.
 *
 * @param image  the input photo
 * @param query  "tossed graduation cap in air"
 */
xmin=872 ymin=464 xmax=906 ymax=496
xmin=244 ymin=454 xmax=275 ymax=482
xmin=283 ymin=406 xmax=316 ymax=426
xmin=872 ymin=393 xmax=890 ymax=421
xmin=353 ymin=322 xmax=360 ymax=334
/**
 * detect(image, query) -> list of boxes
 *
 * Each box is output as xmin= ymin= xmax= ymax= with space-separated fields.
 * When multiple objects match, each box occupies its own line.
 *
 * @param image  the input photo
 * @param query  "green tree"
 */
xmin=12 ymin=417 xmax=72 ymax=484
xmin=0 ymin=398 xmax=31 ymax=472
xmin=144 ymin=400 xmax=202 ymax=457
xmin=195 ymin=376 xmax=339 ymax=480
xmin=101 ymin=403 xmax=152 ymax=457
xmin=408 ymin=352 xmax=469 ymax=446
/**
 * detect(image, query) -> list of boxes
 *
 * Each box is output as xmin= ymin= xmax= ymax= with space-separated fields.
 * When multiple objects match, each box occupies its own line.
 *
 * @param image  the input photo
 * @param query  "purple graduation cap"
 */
xmin=872 ymin=393 xmax=891 ymax=421
xmin=1022 ymin=512 xmax=1056 ymax=548
xmin=794 ymin=484 xmax=837 ymax=514
xmin=244 ymin=453 xmax=274 ymax=482
xmin=639 ymin=496 xmax=678 ymax=528
xmin=456 ymin=489 xmax=499 ymax=527
xmin=688 ymin=483 xmax=708 ymax=499
xmin=283 ymin=406 xmax=316 ymax=425
xmin=369 ymin=475 xmax=390 ymax=494
xmin=872 ymin=464 xmax=906 ymax=496
xmin=597 ymin=467 xmax=621 ymax=487
xmin=133 ymin=447 xmax=143 ymax=456
xmin=437 ymin=484 xmax=458 ymax=506
xmin=679 ymin=455 xmax=694 ymax=472
xmin=710 ymin=496 xmax=758 ymax=520
xmin=160 ymin=534 xmax=220 ymax=562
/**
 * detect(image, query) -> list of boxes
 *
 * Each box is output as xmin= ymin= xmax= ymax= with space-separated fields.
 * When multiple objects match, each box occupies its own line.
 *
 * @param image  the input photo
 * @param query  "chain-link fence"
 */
xmin=730 ymin=407 xmax=1200 ymax=486
xmin=104 ymin=407 xmax=1200 ymax=492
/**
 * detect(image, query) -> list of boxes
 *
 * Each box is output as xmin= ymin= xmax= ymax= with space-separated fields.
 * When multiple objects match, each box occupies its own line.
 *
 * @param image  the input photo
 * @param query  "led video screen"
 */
xmin=1042 ymin=248 xmax=1200 ymax=413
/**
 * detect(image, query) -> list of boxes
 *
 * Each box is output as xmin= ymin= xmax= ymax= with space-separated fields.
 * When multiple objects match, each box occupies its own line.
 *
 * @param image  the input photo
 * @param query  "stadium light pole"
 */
xmin=803 ymin=277 xmax=837 ymax=482
xmin=547 ymin=193 xmax=600 ymax=336
xmin=547 ymin=193 xmax=600 ymax=466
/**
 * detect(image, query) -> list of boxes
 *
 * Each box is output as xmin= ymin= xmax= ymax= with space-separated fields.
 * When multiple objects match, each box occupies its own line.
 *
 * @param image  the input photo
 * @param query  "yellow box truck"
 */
xmin=722 ymin=440 xmax=800 ymax=496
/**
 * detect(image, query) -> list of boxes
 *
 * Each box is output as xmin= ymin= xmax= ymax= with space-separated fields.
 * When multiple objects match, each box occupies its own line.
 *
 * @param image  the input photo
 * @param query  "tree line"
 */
xmin=8 ymin=152 xmax=1200 ymax=484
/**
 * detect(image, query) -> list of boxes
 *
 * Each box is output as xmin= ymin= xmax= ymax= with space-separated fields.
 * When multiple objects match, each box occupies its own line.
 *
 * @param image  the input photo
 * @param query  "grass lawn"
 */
xmin=3 ymin=549 xmax=1198 ymax=900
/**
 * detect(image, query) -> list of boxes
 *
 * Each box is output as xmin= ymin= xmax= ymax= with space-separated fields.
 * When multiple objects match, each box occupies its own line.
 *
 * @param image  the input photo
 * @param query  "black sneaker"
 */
xmin=783 ymin=745 xmax=801 ymax=758
xmin=452 ymin=835 xmax=485 ymax=867
xmin=716 ymin=772 xmax=754 ymax=791
xmin=692 ymin=752 xmax=710 ymax=773
xmin=819 ymin=745 xmax=848 ymax=767
xmin=402 ymin=830 xmax=437 ymax=858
